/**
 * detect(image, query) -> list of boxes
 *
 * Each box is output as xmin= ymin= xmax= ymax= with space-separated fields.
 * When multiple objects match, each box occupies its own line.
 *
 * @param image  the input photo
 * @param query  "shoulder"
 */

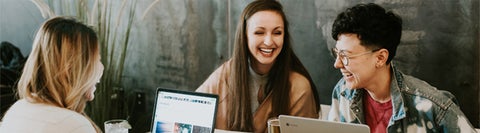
xmin=210 ymin=60 xmax=232 ymax=80
xmin=0 ymin=99 xmax=95 ymax=132
xmin=399 ymin=74 xmax=476 ymax=130
xmin=289 ymin=71 xmax=309 ymax=86
xmin=44 ymin=112 xmax=96 ymax=133
xmin=38 ymin=103 xmax=95 ymax=132
xmin=400 ymin=74 xmax=456 ymax=110
xmin=401 ymin=74 xmax=436 ymax=92
xmin=45 ymin=111 xmax=96 ymax=133
xmin=197 ymin=60 xmax=231 ymax=90
xmin=196 ymin=60 xmax=231 ymax=101
xmin=289 ymin=71 xmax=312 ymax=94
xmin=39 ymin=104 xmax=96 ymax=132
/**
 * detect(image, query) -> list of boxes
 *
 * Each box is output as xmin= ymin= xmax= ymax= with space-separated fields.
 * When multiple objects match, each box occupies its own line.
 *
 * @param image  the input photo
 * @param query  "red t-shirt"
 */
xmin=364 ymin=92 xmax=392 ymax=133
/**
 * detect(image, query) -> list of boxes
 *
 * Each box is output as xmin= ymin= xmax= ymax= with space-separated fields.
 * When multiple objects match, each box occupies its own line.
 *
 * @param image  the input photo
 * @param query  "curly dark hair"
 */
xmin=332 ymin=3 xmax=402 ymax=64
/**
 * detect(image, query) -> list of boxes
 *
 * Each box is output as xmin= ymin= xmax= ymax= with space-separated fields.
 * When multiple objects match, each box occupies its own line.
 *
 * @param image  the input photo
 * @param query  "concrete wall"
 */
xmin=1 ymin=0 xmax=479 ymax=132
xmin=0 ymin=0 xmax=44 ymax=56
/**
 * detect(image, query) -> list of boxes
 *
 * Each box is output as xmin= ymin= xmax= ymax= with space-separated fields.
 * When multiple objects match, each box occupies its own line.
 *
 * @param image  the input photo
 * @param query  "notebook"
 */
xmin=150 ymin=87 xmax=219 ymax=133
xmin=279 ymin=115 xmax=370 ymax=133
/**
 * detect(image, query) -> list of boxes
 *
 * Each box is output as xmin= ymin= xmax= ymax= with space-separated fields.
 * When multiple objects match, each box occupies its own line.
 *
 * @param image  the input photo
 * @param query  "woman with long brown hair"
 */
xmin=196 ymin=0 xmax=319 ymax=132
xmin=0 ymin=17 xmax=104 ymax=133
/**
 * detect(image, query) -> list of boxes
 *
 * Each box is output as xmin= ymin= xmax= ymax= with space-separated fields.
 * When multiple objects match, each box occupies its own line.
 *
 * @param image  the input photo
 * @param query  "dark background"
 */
xmin=1 ymin=0 xmax=478 ymax=132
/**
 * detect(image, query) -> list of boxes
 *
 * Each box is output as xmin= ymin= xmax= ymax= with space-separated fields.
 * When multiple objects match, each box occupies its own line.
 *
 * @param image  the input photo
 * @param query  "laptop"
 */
xmin=279 ymin=115 xmax=370 ymax=133
xmin=150 ymin=87 xmax=219 ymax=133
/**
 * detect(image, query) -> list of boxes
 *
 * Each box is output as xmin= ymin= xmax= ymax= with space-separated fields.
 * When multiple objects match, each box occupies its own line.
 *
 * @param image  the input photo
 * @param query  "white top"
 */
xmin=0 ymin=99 xmax=96 ymax=133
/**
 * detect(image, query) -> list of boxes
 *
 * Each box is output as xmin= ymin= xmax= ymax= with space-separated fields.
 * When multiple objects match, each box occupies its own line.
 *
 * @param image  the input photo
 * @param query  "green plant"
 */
xmin=31 ymin=0 xmax=138 ymax=129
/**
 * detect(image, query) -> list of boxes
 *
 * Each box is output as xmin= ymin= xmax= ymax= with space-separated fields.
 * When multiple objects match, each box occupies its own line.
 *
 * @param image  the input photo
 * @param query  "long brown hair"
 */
xmin=227 ymin=0 xmax=319 ymax=131
xmin=17 ymin=17 xmax=103 ymax=132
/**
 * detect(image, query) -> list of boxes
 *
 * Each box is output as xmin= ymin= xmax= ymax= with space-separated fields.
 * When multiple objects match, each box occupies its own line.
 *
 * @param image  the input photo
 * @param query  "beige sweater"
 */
xmin=196 ymin=60 xmax=318 ymax=133
xmin=0 ymin=99 xmax=96 ymax=133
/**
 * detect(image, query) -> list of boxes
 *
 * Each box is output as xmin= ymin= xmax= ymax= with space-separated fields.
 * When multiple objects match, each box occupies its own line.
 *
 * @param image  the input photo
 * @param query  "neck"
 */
xmin=250 ymin=60 xmax=273 ymax=75
xmin=364 ymin=64 xmax=392 ymax=103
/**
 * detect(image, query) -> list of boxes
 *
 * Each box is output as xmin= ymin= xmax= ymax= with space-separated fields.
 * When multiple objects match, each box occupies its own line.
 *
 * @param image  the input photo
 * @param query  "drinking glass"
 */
xmin=267 ymin=118 xmax=280 ymax=133
xmin=104 ymin=119 xmax=131 ymax=133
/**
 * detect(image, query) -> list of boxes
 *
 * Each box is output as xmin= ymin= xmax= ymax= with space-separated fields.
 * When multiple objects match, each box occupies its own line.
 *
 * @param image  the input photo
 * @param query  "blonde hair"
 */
xmin=17 ymin=17 xmax=103 ymax=132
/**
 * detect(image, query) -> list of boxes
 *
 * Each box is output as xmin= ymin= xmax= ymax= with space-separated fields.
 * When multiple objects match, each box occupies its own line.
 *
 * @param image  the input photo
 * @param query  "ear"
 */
xmin=375 ymin=49 xmax=389 ymax=68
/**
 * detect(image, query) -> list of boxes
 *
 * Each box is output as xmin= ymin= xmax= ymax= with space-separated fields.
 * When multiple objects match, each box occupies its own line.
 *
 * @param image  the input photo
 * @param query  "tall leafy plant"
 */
xmin=31 ymin=0 xmax=137 ymax=128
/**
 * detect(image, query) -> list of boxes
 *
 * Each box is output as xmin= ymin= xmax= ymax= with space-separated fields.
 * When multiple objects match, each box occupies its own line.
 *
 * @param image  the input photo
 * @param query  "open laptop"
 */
xmin=150 ymin=87 xmax=219 ymax=133
xmin=279 ymin=115 xmax=370 ymax=133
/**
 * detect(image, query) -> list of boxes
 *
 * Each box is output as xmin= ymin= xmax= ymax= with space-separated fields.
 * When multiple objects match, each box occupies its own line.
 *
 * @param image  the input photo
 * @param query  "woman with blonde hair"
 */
xmin=196 ymin=0 xmax=320 ymax=132
xmin=0 ymin=17 xmax=104 ymax=133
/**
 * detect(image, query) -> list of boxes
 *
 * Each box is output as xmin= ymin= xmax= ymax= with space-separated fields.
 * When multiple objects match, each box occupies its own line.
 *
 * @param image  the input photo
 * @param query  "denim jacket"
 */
xmin=327 ymin=65 xmax=477 ymax=133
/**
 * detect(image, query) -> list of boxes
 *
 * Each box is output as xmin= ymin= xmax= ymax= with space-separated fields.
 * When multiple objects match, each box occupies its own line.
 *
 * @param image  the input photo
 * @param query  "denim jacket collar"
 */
xmin=390 ymin=64 xmax=407 ymax=122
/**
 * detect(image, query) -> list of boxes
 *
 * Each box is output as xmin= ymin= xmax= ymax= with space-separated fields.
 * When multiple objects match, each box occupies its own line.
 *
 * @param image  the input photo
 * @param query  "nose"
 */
xmin=333 ymin=56 xmax=344 ymax=69
xmin=263 ymin=34 xmax=273 ymax=46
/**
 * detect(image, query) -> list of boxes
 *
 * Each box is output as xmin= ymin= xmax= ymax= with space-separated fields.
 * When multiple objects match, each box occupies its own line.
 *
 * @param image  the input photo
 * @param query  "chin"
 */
xmin=260 ymin=61 xmax=275 ymax=66
xmin=263 ymin=56 xmax=279 ymax=63
xmin=256 ymin=53 xmax=278 ymax=63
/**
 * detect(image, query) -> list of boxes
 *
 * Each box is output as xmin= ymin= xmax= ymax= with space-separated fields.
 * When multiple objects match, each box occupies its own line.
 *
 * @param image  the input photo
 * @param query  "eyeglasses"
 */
xmin=331 ymin=48 xmax=381 ymax=66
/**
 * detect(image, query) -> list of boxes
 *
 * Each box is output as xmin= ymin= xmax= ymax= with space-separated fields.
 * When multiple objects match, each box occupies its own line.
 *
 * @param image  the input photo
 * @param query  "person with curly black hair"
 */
xmin=327 ymin=3 xmax=476 ymax=133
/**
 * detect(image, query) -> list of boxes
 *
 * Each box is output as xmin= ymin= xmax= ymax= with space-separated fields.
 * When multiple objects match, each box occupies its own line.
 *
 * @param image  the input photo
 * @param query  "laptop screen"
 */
xmin=151 ymin=88 xmax=218 ymax=133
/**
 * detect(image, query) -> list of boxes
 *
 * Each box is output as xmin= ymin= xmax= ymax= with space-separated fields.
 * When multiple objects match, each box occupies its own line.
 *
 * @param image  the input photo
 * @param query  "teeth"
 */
xmin=260 ymin=48 xmax=273 ymax=53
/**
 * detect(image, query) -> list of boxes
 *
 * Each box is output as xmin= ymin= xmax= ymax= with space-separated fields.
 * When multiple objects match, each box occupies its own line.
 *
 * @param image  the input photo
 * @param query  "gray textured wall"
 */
xmin=0 ymin=0 xmax=44 ymax=56
xmin=1 ymin=0 xmax=479 ymax=132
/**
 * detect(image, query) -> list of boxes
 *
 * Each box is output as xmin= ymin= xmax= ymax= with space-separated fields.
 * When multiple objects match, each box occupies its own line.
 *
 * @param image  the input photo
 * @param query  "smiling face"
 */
xmin=246 ymin=10 xmax=284 ymax=73
xmin=334 ymin=33 xmax=378 ymax=89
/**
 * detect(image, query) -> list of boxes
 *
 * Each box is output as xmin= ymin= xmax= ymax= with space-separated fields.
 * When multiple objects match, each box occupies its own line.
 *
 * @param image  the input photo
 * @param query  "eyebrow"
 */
xmin=273 ymin=26 xmax=284 ymax=30
xmin=253 ymin=26 xmax=284 ymax=30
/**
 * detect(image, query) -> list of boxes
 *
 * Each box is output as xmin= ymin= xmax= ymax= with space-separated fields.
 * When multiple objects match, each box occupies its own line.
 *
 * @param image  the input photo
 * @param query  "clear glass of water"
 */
xmin=104 ymin=119 xmax=131 ymax=133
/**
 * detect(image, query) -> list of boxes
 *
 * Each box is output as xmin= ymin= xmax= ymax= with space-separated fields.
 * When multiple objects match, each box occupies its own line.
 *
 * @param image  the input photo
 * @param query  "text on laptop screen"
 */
xmin=152 ymin=89 xmax=218 ymax=133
